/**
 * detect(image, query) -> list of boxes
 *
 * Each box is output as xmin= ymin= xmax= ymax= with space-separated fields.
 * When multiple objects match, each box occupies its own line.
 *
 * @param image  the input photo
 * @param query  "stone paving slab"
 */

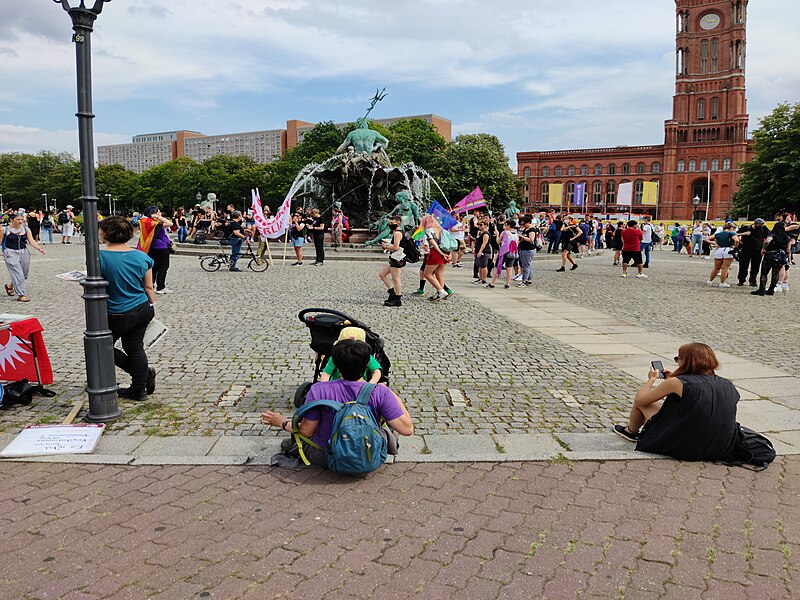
xmin=737 ymin=400 xmax=800 ymax=432
xmin=733 ymin=376 xmax=800 ymax=397
xmin=131 ymin=455 xmax=249 ymax=465
xmin=95 ymin=434 xmax=149 ymax=454
xmin=134 ymin=436 xmax=219 ymax=456
xmin=492 ymin=433 xmax=563 ymax=461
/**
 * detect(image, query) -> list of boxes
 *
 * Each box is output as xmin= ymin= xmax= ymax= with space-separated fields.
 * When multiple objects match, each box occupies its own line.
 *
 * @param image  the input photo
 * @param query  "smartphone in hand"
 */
xmin=651 ymin=360 xmax=665 ymax=379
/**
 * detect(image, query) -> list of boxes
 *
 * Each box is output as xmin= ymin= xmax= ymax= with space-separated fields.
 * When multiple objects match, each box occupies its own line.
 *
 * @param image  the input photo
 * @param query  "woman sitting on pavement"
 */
xmin=613 ymin=342 xmax=739 ymax=462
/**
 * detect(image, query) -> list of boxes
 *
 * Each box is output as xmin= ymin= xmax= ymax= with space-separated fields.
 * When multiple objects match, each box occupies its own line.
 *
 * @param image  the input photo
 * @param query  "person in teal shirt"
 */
xmin=704 ymin=222 xmax=739 ymax=288
xmin=319 ymin=327 xmax=382 ymax=384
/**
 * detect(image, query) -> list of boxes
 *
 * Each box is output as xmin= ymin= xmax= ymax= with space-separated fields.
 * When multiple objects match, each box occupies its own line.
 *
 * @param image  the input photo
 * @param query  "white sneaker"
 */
xmin=719 ymin=283 xmax=731 ymax=288
xmin=781 ymin=283 xmax=790 ymax=292
xmin=774 ymin=286 xmax=782 ymax=293
xmin=636 ymin=273 xmax=648 ymax=278
xmin=706 ymin=280 xmax=715 ymax=287
xmin=512 ymin=274 xmax=522 ymax=281
xmin=156 ymin=288 xmax=174 ymax=295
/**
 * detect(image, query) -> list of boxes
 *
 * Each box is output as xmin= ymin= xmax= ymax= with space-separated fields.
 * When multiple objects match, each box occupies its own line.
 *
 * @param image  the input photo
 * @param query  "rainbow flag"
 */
xmin=453 ymin=186 xmax=487 ymax=211
xmin=411 ymin=226 xmax=425 ymax=241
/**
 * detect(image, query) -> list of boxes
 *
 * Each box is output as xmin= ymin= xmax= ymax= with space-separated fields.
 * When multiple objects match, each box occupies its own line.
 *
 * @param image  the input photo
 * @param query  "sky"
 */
xmin=1 ymin=0 xmax=798 ymax=168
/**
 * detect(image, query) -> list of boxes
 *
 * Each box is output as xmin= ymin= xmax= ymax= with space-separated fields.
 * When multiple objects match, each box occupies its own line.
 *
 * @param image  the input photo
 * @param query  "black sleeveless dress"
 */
xmin=636 ymin=374 xmax=739 ymax=461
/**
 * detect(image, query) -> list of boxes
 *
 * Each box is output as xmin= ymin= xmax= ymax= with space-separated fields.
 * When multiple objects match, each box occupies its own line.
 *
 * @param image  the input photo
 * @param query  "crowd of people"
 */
xmin=373 ymin=207 xmax=799 ymax=305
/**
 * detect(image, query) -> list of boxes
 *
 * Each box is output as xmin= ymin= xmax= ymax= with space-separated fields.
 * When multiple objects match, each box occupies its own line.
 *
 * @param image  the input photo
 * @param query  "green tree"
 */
xmin=134 ymin=157 xmax=206 ymax=214
xmin=733 ymin=102 xmax=800 ymax=216
xmin=0 ymin=151 xmax=77 ymax=210
xmin=387 ymin=118 xmax=446 ymax=169
xmin=95 ymin=164 xmax=139 ymax=214
xmin=432 ymin=134 xmax=523 ymax=209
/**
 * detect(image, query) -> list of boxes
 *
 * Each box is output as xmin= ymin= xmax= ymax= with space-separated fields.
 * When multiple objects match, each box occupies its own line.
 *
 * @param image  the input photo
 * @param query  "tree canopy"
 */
xmin=733 ymin=102 xmax=800 ymax=216
xmin=0 ymin=121 xmax=525 ymax=216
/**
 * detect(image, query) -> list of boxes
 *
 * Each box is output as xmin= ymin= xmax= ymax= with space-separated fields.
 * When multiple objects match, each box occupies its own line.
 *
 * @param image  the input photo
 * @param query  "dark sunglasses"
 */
xmin=673 ymin=356 xmax=680 ymax=363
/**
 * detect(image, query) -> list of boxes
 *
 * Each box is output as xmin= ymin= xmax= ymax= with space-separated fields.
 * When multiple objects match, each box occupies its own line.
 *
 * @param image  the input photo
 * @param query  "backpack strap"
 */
xmin=291 ymin=399 xmax=344 ymax=466
xmin=355 ymin=382 xmax=376 ymax=406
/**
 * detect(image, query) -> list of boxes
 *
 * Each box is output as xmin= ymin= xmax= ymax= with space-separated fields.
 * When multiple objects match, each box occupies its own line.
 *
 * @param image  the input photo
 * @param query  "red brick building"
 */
xmin=517 ymin=0 xmax=753 ymax=220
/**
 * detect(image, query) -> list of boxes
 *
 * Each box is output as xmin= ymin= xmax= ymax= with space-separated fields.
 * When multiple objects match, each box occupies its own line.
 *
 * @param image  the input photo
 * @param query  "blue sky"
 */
xmin=1 ymin=1 xmax=798 ymax=168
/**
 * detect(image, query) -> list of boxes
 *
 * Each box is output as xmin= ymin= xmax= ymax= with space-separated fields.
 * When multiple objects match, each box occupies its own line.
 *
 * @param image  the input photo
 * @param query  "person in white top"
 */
xmin=641 ymin=216 xmax=654 ymax=268
xmin=690 ymin=220 xmax=704 ymax=257
xmin=449 ymin=213 xmax=466 ymax=268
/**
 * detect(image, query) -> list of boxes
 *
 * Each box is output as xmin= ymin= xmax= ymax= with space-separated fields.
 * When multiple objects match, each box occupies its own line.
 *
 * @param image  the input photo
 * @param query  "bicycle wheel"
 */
xmin=248 ymin=256 xmax=269 ymax=272
xmin=200 ymin=256 xmax=222 ymax=272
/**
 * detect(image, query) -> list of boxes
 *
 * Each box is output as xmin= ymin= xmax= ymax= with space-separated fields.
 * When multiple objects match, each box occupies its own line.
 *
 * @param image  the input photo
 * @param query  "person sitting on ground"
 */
xmin=261 ymin=339 xmax=413 ymax=467
xmin=319 ymin=327 xmax=382 ymax=384
xmin=613 ymin=342 xmax=739 ymax=462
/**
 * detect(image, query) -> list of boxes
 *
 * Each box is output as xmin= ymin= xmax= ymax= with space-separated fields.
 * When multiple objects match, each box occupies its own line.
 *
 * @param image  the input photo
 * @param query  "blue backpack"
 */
xmin=292 ymin=383 xmax=387 ymax=475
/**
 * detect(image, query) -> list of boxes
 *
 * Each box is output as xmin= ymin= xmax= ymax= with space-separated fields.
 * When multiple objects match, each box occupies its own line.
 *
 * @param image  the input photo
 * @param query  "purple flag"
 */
xmin=573 ymin=183 xmax=585 ymax=207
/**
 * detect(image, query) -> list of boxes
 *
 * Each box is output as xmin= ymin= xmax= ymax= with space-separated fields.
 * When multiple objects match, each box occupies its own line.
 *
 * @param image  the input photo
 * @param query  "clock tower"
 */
xmin=662 ymin=0 xmax=751 ymax=219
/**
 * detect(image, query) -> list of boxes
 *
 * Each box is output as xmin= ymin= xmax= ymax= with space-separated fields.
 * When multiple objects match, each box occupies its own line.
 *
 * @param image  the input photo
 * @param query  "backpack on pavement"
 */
xmin=720 ymin=424 xmax=776 ymax=471
xmin=292 ymin=382 xmax=387 ymax=475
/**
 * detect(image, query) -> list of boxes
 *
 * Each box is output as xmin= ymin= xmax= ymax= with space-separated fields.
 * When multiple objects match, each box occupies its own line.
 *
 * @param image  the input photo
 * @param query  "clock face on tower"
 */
xmin=699 ymin=13 xmax=721 ymax=30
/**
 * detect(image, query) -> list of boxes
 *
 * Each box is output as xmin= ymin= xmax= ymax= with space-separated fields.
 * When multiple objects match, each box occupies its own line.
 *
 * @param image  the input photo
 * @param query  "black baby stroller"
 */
xmin=293 ymin=308 xmax=391 ymax=408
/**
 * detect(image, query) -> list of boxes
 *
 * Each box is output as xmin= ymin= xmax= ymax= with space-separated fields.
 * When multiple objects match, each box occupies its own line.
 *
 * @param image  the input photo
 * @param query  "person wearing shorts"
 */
xmin=620 ymin=220 xmax=646 ymax=278
xmin=290 ymin=213 xmax=306 ymax=265
xmin=473 ymin=220 xmax=492 ymax=285
xmin=704 ymin=223 xmax=739 ymax=288
xmin=556 ymin=217 xmax=580 ymax=272
xmin=378 ymin=216 xmax=405 ymax=307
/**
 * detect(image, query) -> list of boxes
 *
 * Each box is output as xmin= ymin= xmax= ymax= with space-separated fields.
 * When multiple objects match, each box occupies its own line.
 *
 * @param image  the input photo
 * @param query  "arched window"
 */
xmin=523 ymin=167 xmax=531 ymax=177
xmin=622 ymin=163 xmax=630 ymax=174
xmin=711 ymin=98 xmax=719 ymax=120
xmin=711 ymin=159 xmax=719 ymax=171
xmin=608 ymin=163 xmax=616 ymax=175
xmin=555 ymin=166 xmax=562 ymax=177
xmin=711 ymin=39 xmax=719 ymax=72
xmin=566 ymin=182 xmax=575 ymax=204
xmin=677 ymin=160 xmax=685 ymax=172
xmin=700 ymin=40 xmax=708 ymax=74
xmin=542 ymin=166 xmax=550 ymax=177
xmin=723 ymin=158 xmax=731 ymax=171
xmin=592 ymin=181 xmax=602 ymax=203
xmin=594 ymin=164 xmax=602 ymax=176
xmin=606 ymin=181 xmax=616 ymax=203
xmin=636 ymin=162 xmax=646 ymax=174
xmin=634 ymin=180 xmax=644 ymax=203
xmin=700 ymin=159 xmax=708 ymax=171
xmin=698 ymin=99 xmax=705 ymax=120
xmin=581 ymin=165 xmax=589 ymax=176
xmin=541 ymin=182 xmax=549 ymax=203
xmin=568 ymin=166 xmax=575 ymax=176
xmin=652 ymin=162 xmax=661 ymax=173
xmin=689 ymin=159 xmax=696 ymax=172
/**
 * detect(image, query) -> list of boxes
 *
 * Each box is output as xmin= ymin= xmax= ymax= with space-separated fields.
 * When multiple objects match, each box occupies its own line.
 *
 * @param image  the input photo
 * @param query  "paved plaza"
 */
xmin=0 ymin=243 xmax=798 ymax=598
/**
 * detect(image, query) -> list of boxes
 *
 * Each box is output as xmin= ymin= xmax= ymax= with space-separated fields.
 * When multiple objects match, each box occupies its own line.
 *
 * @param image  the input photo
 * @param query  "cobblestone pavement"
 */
xmin=1 ymin=459 xmax=797 ymax=600
xmin=524 ymin=248 xmax=800 ymax=372
xmin=0 ymin=245 xmax=641 ymax=436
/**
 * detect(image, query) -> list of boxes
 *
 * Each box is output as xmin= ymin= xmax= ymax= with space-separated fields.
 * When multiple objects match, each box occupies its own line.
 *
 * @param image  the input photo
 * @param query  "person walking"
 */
xmin=547 ymin=214 xmax=563 ymax=254
xmin=612 ymin=220 xmax=625 ymax=265
xmin=59 ymin=205 xmax=76 ymax=244
xmin=620 ymin=220 xmax=647 ymax=278
xmin=704 ymin=223 xmax=739 ymax=288
xmin=556 ymin=217 xmax=580 ymax=272
xmin=40 ymin=211 xmax=55 ymax=244
xmin=472 ymin=219 xmax=492 ymax=286
xmin=517 ymin=214 xmax=538 ymax=286
xmin=99 ymin=216 xmax=156 ymax=401
xmin=138 ymin=206 xmax=174 ymax=294
xmin=0 ymin=212 xmax=46 ymax=303
xmin=420 ymin=214 xmax=450 ymax=301
xmin=690 ymin=220 xmax=704 ymax=257
xmin=488 ymin=219 xmax=519 ymax=289
xmin=310 ymin=208 xmax=326 ymax=266
xmin=641 ymin=216 xmax=654 ymax=268
xmin=378 ymin=215 xmax=405 ymax=307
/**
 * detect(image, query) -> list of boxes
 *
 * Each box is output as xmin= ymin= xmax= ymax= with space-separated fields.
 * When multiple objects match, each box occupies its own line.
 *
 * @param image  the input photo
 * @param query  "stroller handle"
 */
xmin=297 ymin=308 xmax=371 ymax=331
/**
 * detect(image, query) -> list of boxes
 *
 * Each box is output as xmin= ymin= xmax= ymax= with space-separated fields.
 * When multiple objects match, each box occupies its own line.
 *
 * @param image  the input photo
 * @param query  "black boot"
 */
xmin=384 ymin=291 xmax=402 ymax=307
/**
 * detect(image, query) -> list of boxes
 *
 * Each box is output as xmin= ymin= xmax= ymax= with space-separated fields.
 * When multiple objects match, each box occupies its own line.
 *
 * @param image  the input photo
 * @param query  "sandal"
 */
xmin=18 ymin=296 xmax=30 ymax=303
xmin=4 ymin=283 xmax=14 ymax=296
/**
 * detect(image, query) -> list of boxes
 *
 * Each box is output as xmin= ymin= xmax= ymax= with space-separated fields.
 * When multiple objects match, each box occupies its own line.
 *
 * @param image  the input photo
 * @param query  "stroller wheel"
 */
xmin=294 ymin=382 xmax=313 ymax=408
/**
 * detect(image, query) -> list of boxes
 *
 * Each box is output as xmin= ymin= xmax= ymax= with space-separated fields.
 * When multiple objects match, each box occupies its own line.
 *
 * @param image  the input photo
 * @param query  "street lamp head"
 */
xmin=692 ymin=195 xmax=701 ymax=206
xmin=54 ymin=0 xmax=110 ymax=14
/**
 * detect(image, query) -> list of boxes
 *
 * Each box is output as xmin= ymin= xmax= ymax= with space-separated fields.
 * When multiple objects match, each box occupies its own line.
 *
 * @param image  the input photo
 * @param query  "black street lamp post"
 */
xmin=54 ymin=0 xmax=120 ymax=422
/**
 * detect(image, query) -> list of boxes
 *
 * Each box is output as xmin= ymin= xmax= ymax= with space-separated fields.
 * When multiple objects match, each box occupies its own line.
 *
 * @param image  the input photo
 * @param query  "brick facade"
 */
xmin=518 ymin=0 xmax=753 ymax=220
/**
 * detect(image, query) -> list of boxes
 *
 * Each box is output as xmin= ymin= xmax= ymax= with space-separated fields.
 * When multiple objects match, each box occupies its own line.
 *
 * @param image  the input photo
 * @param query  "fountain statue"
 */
xmin=504 ymin=200 xmax=521 ymax=221
xmin=281 ymin=89 xmax=447 ymax=236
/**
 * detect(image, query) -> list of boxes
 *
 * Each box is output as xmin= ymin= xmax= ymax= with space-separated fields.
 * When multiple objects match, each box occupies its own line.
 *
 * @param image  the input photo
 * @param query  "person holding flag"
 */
xmin=420 ymin=214 xmax=451 ymax=302
xmin=138 ymin=206 xmax=175 ymax=294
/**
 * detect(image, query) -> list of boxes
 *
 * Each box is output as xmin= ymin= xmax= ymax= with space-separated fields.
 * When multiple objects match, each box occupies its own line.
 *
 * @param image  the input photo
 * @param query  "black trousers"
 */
xmin=313 ymin=235 xmax=325 ymax=264
xmin=108 ymin=301 xmax=154 ymax=394
xmin=148 ymin=247 xmax=170 ymax=290
xmin=758 ymin=253 xmax=782 ymax=292
xmin=737 ymin=250 xmax=760 ymax=284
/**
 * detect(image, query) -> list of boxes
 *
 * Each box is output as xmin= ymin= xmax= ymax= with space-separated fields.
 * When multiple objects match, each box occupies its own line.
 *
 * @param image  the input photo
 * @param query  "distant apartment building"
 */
xmin=98 ymin=114 xmax=452 ymax=173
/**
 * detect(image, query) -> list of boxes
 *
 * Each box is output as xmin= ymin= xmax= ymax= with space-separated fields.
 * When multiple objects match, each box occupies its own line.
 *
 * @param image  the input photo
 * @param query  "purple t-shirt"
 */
xmin=302 ymin=380 xmax=404 ymax=448
xmin=150 ymin=224 xmax=171 ymax=250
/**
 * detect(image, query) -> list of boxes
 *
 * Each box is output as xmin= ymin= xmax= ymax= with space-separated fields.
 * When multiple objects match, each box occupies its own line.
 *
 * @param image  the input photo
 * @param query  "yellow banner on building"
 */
xmin=642 ymin=181 xmax=659 ymax=206
xmin=548 ymin=183 xmax=563 ymax=206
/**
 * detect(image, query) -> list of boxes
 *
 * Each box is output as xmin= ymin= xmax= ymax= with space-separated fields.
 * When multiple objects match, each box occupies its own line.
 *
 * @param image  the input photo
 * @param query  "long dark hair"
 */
xmin=670 ymin=342 xmax=719 ymax=377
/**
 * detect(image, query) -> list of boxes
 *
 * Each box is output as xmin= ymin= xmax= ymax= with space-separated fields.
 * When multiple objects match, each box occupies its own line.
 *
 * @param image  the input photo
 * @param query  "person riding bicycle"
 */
xmin=223 ymin=211 xmax=249 ymax=272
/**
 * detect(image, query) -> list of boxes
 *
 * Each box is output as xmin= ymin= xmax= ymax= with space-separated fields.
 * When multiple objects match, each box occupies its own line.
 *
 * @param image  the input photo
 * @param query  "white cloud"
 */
xmin=0 ymin=124 xmax=128 ymax=157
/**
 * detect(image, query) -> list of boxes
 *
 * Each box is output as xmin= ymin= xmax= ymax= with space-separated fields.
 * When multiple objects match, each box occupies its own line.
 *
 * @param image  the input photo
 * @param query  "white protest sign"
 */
xmin=0 ymin=424 xmax=104 ymax=457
